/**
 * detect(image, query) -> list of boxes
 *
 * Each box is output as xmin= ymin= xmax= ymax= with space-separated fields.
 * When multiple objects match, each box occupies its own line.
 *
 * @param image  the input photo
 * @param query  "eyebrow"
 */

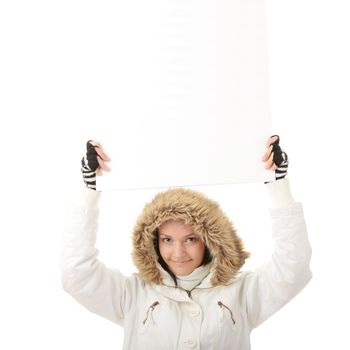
xmin=159 ymin=233 xmax=196 ymax=238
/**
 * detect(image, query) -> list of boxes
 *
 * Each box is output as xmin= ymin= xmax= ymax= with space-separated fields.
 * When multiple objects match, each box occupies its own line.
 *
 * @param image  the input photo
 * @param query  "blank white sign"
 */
xmin=97 ymin=0 xmax=274 ymax=190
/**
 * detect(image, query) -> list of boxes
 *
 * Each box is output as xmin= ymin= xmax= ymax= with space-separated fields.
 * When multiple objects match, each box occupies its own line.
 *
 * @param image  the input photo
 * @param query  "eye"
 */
xmin=185 ymin=237 xmax=198 ymax=244
xmin=161 ymin=237 xmax=172 ymax=244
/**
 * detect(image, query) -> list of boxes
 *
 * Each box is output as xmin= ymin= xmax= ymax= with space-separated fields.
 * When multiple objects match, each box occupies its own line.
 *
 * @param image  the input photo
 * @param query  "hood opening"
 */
xmin=132 ymin=187 xmax=250 ymax=286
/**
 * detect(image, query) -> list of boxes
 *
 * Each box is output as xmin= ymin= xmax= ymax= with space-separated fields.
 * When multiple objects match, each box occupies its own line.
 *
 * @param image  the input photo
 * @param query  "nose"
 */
xmin=172 ymin=243 xmax=187 ymax=259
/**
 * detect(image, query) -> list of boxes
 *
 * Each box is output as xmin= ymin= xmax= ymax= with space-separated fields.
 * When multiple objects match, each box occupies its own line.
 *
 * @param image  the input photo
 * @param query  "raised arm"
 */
xmin=61 ymin=140 xmax=128 ymax=326
xmin=244 ymin=136 xmax=313 ymax=329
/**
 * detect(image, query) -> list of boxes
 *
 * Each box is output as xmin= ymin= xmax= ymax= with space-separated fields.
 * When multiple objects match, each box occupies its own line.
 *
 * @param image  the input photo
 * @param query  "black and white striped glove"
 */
xmin=271 ymin=135 xmax=289 ymax=180
xmin=81 ymin=140 xmax=99 ymax=190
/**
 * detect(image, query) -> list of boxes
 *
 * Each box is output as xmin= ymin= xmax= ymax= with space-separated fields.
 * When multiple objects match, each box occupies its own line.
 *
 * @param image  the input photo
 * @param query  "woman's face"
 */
xmin=158 ymin=219 xmax=206 ymax=276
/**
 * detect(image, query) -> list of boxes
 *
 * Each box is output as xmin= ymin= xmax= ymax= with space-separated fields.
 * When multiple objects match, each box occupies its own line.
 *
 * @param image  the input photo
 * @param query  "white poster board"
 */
xmin=97 ymin=0 xmax=274 ymax=190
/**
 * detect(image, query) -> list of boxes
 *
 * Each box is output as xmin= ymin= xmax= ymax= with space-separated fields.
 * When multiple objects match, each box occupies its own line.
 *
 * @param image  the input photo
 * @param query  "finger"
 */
xmin=97 ymin=157 xmax=111 ymax=172
xmin=88 ymin=140 xmax=111 ymax=161
xmin=88 ymin=140 xmax=101 ymax=148
xmin=261 ymin=145 xmax=273 ymax=161
xmin=264 ymin=151 xmax=275 ymax=170
xmin=265 ymin=135 xmax=279 ymax=148
xmin=95 ymin=147 xmax=111 ymax=162
xmin=96 ymin=167 xmax=102 ymax=176
xmin=270 ymin=163 xmax=278 ymax=171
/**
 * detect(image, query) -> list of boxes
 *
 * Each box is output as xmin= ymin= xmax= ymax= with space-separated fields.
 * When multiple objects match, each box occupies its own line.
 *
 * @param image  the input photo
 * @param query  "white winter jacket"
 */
xmin=61 ymin=179 xmax=312 ymax=350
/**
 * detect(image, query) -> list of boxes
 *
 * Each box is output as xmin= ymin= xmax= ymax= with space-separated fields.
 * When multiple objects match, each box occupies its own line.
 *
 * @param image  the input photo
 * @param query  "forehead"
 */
xmin=158 ymin=219 xmax=193 ymax=237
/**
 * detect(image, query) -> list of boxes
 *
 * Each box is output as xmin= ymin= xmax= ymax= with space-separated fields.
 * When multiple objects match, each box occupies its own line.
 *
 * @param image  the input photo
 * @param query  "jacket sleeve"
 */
xmin=244 ymin=179 xmax=313 ymax=329
xmin=61 ymin=186 xmax=128 ymax=326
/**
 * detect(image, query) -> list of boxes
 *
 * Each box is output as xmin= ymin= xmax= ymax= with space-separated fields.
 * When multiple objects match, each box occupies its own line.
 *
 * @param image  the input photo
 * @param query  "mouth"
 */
xmin=171 ymin=260 xmax=191 ymax=265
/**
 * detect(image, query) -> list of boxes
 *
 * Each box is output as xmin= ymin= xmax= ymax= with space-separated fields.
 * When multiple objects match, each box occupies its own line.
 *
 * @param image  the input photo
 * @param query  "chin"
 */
xmin=175 ymin=270 xmax=191 ymax=276
xmin=172 ymin=266 xmax=195 ymax=276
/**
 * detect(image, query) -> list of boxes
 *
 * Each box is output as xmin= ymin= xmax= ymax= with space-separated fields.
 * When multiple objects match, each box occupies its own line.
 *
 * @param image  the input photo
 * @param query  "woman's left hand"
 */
xmin=262 ymin=135 xmax=289 ymax=180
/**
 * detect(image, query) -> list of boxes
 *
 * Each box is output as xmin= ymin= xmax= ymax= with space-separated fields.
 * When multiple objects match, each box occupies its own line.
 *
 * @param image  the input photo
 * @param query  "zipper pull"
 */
xmin=218 ymin=301 xmax=236 ymax=325
xmin=143 ymin=301 xmax=159 ymax=325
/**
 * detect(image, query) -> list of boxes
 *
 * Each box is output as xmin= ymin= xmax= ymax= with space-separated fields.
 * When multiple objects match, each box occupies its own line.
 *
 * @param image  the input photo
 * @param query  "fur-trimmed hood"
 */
xmin=132 ymin=188 xmax=249 ymax=287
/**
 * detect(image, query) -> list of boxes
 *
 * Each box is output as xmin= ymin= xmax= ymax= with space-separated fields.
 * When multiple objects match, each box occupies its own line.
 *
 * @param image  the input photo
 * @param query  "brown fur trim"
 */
xmin=131 ymin=188 xmax=249 ymax=286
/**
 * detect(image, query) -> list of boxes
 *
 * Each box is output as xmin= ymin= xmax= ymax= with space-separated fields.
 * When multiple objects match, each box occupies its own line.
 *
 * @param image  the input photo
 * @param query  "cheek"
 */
xmin=158 ymin=242 xmax=169 ymax=259
xmin=191 ymin=243 xmax=206 ymax=260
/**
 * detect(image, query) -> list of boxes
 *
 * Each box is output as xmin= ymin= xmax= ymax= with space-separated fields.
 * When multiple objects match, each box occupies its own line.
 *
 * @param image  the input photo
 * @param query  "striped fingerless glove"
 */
xmin=271 ymin=135 xmax=289 ymax=180
xmin=81 ymin=140 xmax=99 ymax=190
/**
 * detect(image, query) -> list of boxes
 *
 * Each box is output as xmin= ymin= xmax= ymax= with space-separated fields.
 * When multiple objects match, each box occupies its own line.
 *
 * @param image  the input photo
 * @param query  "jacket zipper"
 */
xmin=177 ymin=287 xmax=192 ymax=299
xmin=218 ymin=301 xmax=236 ymax=325
xmin=143 ymin=301 xmax=160 ymax=325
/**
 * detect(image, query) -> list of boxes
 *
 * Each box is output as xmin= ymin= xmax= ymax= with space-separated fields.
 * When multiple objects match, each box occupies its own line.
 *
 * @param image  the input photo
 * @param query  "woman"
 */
xmin=62 ymin=136 xmax=312 ymax=349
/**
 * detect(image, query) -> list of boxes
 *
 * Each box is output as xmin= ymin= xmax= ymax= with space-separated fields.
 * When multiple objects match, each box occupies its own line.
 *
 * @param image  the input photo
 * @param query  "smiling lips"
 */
xmin=172 ymin=260 xmax=191 ymax=264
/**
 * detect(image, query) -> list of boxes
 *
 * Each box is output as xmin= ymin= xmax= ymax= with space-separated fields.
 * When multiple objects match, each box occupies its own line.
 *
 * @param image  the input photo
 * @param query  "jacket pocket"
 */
xmin=218 ymin=301 xmax=236 ymax=326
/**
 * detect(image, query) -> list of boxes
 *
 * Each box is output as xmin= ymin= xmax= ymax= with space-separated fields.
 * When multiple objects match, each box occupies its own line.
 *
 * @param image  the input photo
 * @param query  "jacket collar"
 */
xmin=151 ymin=267 xmax=247 ymax=302
xmin=158 ymin=261 xmax=214 ymax=288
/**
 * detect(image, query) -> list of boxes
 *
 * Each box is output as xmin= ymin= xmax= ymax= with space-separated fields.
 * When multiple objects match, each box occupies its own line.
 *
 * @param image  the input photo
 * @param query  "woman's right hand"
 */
xmin=81 ymin=140 xmax=111 ymax=190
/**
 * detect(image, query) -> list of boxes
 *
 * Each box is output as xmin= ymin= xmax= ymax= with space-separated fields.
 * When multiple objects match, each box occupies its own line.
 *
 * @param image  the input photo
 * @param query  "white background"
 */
xmin=1 ymin=0 xmax=349 ymax=349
